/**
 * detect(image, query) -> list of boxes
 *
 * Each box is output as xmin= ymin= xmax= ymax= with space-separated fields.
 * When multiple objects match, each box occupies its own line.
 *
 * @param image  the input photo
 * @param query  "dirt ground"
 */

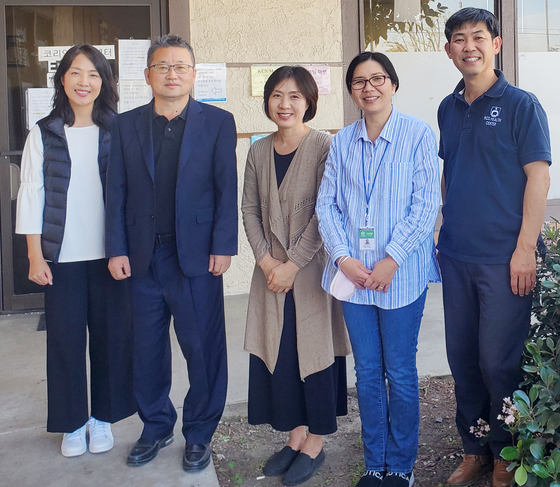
xmin=212 ymin=376 xmax=494 ymax=487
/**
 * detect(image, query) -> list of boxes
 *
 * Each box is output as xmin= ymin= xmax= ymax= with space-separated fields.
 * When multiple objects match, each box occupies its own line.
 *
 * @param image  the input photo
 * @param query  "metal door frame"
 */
xmin=0 ymin=0 xmax=165 ymax=312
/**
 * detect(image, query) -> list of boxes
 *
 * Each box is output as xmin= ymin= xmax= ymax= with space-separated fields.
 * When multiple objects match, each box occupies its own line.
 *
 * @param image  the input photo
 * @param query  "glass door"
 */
xmin=0 ymin=0 xmax=162 ymax=312
xmin=362 ymin=0 xmax=495 ymax=136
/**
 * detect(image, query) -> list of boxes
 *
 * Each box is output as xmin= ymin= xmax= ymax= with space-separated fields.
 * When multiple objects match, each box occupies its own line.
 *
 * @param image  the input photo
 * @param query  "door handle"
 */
xmin=10 ymin=163 xmax=20 ymax=200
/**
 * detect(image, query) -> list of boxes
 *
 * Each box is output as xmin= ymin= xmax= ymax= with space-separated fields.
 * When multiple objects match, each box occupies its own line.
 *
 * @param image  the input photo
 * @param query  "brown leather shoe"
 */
xmin=493 ymin=459 xmax=514 ymax=487
xmin=447 ymin=454 xmax=493 ymax=486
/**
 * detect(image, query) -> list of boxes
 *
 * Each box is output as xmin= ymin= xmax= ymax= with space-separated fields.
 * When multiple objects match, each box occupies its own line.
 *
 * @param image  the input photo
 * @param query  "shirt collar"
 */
xmin=354 ymin=106 xmax=399 ymax=145
xmin=151 ymin=97 xmax=190 ymax=121
xmin=453 ymin=70 xmax=509 ymax=102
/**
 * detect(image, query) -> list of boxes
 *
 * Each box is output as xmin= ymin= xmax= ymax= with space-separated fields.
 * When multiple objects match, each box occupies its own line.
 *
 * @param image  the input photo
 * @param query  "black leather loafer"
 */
xmin=183 ymin=443 xmax=211 ymax=471
xmin=126 ymin=433 xmax=174 ymax=466
xmin=283 ymin=449 xmax=326 ymax=486
xmin=263 ymin=446 xmax=300 ymax=477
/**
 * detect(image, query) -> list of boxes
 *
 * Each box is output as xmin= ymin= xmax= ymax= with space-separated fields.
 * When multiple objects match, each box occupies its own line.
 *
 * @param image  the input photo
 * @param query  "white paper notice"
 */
xmin=194 ymin=63 xmax=227 ymax=102
xmin=118 ymin=39 xmax=151 ymax=80
xmin=303 ymin=66 xmax=331 ymax=95
xmin=118 ymin=80 xmax=152 ymax=113
xmin=26 ymin=88 xmax=55 ymax=129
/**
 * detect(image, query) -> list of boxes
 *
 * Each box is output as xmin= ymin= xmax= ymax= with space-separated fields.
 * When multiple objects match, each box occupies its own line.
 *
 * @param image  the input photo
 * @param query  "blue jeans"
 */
xmin=342 ymin=289 xmax=427 ymax=474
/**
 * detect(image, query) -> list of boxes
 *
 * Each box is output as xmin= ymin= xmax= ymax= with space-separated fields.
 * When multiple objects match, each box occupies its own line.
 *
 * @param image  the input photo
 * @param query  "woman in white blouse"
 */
xmin=16 ymin=45 xmax=136 ymax=458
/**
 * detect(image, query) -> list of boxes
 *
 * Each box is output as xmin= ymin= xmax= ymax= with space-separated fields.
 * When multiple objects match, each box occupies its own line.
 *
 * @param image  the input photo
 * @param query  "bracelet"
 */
xmin=338 ymin=255 xmax=350 ymax=267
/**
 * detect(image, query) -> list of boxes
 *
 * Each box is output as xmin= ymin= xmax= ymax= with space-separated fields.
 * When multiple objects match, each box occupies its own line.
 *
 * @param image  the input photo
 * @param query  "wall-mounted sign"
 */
xmin=118 ymin=39 xmax=151 ymax=80
xmin=303 ymin=65 xmax=331 ymax=95
xmin=38 ymin=45 xmax=115 ymax=62
xmin=250 ymin=65 xmax=281 ymax=97
xmin=194 ymin=63 xmax=227 ymax=103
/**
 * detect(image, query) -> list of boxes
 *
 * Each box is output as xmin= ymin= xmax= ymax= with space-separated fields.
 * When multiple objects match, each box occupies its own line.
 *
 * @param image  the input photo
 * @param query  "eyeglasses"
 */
xmin=351 ymin=75 xmax=391 ymax=90
xmin=148 ymin=63 xmax=194 ymax=75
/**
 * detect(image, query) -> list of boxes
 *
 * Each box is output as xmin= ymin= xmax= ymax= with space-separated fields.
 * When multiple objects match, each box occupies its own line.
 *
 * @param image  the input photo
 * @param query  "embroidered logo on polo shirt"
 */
xmin=484 ymin=106 xmax=502 ymax=126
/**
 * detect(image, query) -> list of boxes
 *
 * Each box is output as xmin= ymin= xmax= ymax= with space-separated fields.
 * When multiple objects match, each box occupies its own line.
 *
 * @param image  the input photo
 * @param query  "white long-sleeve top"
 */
xmin=15 ymin=124 xmax=105 ymax=263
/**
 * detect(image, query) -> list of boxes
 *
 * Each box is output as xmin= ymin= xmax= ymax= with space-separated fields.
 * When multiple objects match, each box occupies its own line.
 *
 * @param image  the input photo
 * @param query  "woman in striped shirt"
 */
xmin=316 ymin=52 xmax=441 ymax=487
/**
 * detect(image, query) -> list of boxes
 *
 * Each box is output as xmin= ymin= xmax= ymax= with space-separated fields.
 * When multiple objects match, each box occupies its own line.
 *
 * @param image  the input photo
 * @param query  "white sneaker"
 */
xmin=88 ymin=417 xmax=114 ymax=453
xmin=61 ymin=423 xmax=87 ymax=457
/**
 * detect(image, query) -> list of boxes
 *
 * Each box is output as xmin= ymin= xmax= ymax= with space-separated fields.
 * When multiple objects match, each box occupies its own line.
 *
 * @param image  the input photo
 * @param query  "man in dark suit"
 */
xmin=105 ymin=35 xmax=237 ymax=472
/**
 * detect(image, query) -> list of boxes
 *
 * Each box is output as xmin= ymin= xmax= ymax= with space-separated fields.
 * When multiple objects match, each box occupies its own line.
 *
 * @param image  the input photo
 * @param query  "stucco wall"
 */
xmin=187 ymin=0 xmax=345 ymax=295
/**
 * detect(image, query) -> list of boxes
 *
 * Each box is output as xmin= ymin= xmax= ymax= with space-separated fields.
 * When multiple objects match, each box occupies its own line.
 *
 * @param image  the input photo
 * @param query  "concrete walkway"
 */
xmin=0 ymin=284 xmax=449 ymax=487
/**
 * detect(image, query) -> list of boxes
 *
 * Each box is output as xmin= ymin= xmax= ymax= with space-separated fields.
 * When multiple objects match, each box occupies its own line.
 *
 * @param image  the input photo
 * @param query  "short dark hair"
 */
xmin=444 ymin=8 xmax=500 ymax=42
xmin=49 ymin=44 xmax=117 ymax=128
xmin=345 ymin=52 xmax=399 ymax=94
xmin=263 ymin=66 xmax=318 ymax=123
xmin=147 ymin=34 xmax=195 ymax=67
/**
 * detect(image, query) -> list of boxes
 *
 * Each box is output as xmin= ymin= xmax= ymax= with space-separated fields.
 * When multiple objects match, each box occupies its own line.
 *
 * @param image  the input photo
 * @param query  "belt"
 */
xmin=155 ymin=233 xmax=176 ymax=245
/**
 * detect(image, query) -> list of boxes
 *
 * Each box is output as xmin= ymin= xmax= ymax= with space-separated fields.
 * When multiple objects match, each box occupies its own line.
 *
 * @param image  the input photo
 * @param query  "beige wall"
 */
xmin=175 ymin=0 xmax=346 ymax=295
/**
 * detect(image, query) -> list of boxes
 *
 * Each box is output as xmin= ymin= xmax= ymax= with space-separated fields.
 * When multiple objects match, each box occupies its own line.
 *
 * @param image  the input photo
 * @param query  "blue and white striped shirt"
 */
xmin=316 ymin=107 xmax=441 ymax=310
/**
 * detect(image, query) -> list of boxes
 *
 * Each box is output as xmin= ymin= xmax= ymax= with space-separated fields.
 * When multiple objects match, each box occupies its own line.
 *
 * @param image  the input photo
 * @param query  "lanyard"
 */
xmin=362 ymin=138 xmax=389 ymax=227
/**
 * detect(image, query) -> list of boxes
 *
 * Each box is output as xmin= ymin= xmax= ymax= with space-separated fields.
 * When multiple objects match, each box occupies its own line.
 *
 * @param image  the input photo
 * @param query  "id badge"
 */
xmin=359 ymin=227 xmax=375 ymax=251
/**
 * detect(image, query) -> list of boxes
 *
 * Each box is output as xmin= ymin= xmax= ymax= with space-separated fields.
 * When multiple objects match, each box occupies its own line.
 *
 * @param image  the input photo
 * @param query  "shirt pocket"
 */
xmin=382 ymin=161 xmax=414 ymax=202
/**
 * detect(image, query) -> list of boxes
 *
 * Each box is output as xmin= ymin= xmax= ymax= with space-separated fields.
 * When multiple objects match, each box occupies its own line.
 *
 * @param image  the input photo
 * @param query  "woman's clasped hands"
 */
xmin=339 ymin=255 xmax=398 ymax=293
xmin=258 ymin=252 xmax=300 ymax=294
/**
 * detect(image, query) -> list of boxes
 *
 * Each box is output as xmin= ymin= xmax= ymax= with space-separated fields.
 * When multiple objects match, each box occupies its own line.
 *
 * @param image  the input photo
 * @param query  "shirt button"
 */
xmin=151 ymin=215 xmax=155 ymax=219
xmin=467 ymin=114 xmax=472 ymax=118
xmin=167 ymin=127 xmax=172 ymax=131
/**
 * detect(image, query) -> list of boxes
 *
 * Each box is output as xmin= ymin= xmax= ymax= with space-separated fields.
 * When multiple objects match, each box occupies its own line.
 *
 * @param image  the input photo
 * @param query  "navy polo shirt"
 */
xmin=152 ymin=102 xmax=188 ymax=236
xmin=437 ymin=70 xmax=551 ymax=264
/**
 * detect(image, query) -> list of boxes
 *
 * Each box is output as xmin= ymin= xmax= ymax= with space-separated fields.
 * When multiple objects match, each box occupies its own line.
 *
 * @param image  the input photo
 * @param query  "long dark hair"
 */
xmin=48 ymin=45 xmax=118 ymax=128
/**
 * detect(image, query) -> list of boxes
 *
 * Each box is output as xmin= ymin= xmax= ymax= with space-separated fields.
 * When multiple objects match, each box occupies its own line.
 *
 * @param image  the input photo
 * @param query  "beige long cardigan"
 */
xmin=242 ymin=129 xmax=351 ymax=380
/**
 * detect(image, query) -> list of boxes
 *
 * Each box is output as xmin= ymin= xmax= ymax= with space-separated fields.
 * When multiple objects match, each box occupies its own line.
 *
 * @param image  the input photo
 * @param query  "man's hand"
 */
xmin=29 ymin=256 xmax=53 ymax=286
xmin=209 ymin=255 xmax=231 ymax=276
xmin=267 ymin=260 xmax=300 ymax=294
xmin=339 ymin=257 xmax=371 ymax=290
xmin=510 ymin=246 xmax=536 ymax=296
xmin=364 ymin=256 xmax=399 ymax=293
xmin=108 ymin=256 xmax=131 ymax=280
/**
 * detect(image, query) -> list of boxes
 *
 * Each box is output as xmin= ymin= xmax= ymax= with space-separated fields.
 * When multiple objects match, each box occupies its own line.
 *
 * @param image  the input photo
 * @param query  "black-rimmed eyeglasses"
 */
xmin=351 ymin=75 xmax=391 ymax=90
xmin=148 ymin=63 xmax=194 ymax=75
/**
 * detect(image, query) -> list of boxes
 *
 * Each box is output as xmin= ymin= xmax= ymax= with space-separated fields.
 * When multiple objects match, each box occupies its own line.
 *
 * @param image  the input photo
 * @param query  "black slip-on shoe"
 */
xmin=263 ymin=446 xmax=300 ymax=477
xmin=183 ymin=443 xmax=211 ymax=471
xmin=126 ymin=433 xmax=174 ymax=466
xmin=283 ymin=449 xmax=326 ymax=486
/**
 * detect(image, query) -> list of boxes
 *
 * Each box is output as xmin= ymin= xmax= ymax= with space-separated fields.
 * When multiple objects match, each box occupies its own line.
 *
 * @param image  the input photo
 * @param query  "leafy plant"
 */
xmin=364 ymin=0 xmax=448 ymax=52
xmin=499 ymin=220 xmax=560 ymax=486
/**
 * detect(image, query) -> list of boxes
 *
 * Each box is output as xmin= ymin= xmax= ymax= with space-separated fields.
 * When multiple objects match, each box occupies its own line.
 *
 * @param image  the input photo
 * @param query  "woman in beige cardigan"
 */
xmin=242 ymin=66 xmax=351 ymax=487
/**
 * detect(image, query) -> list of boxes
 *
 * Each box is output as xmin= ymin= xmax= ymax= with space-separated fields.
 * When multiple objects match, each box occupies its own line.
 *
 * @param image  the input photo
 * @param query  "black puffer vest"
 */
xmin=37 ymin=116 xmax=112 ymax=262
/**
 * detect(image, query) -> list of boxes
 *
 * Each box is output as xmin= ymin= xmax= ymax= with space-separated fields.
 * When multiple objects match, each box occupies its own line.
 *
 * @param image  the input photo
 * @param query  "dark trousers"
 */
xmin=439 ymin=253 xmax=531 ymax=457
xmin=44 ymin=259 xmax=136 ymax=433
xmin=131 ymin=241 xmax=227 ymax=444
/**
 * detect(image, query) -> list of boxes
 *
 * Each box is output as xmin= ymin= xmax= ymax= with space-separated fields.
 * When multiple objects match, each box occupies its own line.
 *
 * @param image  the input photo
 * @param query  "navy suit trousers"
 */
xmin=131 ymin=241 xmax=228 ymax=444
xmin=439 ymin=253 xmax=531 ymax=457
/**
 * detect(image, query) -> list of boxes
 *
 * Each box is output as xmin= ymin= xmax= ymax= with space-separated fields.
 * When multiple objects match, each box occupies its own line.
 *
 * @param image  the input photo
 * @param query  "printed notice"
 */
xmin=118 ymin=39 xmax=151 ymax=80
xmin=194 ymin=63 xmax=227 ymax=102
xmin=38 ymin=45 xmax=115 ymax=62
xmin=303 ymin=65 xmax=331 ymax=95
xmin=26 ymin=88 xmax=55 ymax=129
xmin=251 ymin=66 xmax=281 ymax=97
xmin=118 ymin=80 xmax=152 ymax=113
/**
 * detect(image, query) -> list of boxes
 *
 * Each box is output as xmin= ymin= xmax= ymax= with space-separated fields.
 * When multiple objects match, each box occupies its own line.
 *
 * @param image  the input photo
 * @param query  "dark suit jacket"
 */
xmin=105 ymin=98 xmax=238 ymax=278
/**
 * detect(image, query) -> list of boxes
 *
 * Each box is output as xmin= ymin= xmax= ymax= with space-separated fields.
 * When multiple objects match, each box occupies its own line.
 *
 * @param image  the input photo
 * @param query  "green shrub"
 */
xmin=500 ymin=221 xmax=560 ymax=486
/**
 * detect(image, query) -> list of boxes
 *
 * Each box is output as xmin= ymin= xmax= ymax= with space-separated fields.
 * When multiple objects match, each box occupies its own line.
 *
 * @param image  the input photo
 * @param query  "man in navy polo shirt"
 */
xmin=438 ymin=8 xmax=551 ymax=487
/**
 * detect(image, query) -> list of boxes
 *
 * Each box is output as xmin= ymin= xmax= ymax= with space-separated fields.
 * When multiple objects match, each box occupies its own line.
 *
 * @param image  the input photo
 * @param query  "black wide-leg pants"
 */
xmin=44 ymin=258 xmax=136 ymax=433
